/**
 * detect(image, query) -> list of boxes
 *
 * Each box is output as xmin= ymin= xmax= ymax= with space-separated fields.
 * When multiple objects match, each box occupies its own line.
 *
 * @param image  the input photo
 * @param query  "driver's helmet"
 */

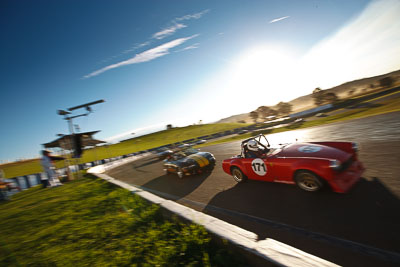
xmin=247 ymin=140 xmax=259 ymax=151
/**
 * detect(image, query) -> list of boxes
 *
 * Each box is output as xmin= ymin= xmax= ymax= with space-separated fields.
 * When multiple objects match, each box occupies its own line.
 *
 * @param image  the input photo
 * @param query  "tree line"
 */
xmin=247 ymin=75 xmax=396 ymax=123
xmin=249 ymin=102 xmax=293 ymax=123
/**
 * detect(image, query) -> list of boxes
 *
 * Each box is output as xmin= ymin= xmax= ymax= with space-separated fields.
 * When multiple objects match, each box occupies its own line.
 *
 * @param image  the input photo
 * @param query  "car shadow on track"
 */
xmin=140 ymin=171 xmax=213 ymax=201
xmin=204 ymin=177 xmax=400 ymax=254
xmin=131 ymin=158 xmax=162 ymax=172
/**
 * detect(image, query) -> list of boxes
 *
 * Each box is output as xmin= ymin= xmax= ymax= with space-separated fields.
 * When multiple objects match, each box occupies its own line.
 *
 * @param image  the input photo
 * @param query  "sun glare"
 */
xmin=227 ymin=46 xmax=297 ymax=107
xmin=183 ymin=45 xmax=301 ymax=122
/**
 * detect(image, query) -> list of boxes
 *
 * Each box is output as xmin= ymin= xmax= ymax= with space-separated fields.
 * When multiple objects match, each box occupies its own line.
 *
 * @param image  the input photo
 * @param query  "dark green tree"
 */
xmin=324 ymin=92 xmax=339 ymax=104
xmin=379 ymin=76 xmax=394 ymax=88
xmin=312 ymin=87 xmax=325 ymax=106
xmin=256 ymin=106 xmax=278 ymax=120
xmin=276 ymin=102 xmax=293 ymax=116
xmin=249 ymin=111 xmax=259 ymax=123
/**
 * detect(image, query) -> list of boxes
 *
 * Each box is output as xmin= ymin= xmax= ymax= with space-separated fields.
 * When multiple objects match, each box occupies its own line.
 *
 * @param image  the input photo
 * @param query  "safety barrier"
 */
xmin=5 ymin=152 xmax=144 ymax=191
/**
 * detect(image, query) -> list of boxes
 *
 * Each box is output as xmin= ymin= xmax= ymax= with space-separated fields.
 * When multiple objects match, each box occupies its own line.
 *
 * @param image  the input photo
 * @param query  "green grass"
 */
xmin=0 ymin=174 xmax=246 ymax=266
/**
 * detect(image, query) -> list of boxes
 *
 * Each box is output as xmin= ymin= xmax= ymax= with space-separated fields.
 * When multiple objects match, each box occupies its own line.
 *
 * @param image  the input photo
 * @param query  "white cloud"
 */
xmin=151 ymin=9 xmax=210 ymax=40
xmin=175 ymin=9 xmax=210 ymax=21
xmin=175 ymin=43 xmax=200 ymax=52
xmin=84 ymin=35 xmax=199 ymax=78
xmin=152 ymin=23 xmax=187 ymax=40
xmin=123 ymin=41 xmax=151 ymax=54
xmin=86 ymin=9 xmax=208 ymax=78
xmin=269 ymin=16 xmax=290 ymax=23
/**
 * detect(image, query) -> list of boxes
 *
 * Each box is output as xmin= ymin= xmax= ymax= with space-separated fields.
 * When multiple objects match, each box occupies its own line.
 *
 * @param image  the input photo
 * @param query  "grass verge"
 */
xmin=0 ymin=174 xmax=246 ymax=266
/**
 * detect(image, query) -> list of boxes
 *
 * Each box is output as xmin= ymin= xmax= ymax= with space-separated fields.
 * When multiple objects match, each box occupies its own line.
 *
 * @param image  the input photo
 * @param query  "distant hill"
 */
xmin=216 ymin=112 xmax=251 ymax=124
xmin=217 ymin=69 xmax=400 ymax=123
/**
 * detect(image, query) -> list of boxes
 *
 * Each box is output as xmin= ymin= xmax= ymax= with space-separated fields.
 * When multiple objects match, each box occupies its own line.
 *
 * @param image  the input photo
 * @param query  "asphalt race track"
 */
xmin=107 ymin=111 xmax=400 ymax=267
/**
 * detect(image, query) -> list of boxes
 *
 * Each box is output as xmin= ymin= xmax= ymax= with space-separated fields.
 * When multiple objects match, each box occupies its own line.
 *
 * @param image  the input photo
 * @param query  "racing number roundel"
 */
xmin=251 ymin=158 xmax=267 ymax=176
xmin=298 ymin=145 xmax=322 ymax=153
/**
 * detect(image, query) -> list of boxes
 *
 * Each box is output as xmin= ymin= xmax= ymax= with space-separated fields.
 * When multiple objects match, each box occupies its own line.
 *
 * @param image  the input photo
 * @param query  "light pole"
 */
xmin=57 ymin=99 xmax=105 ymax=138
xmin=57 ymin=99 xmax=105 ymax=178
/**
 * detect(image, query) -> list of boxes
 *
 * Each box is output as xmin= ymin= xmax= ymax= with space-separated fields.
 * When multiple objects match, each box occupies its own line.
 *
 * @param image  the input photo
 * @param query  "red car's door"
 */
xmin=268 ymin=157 xmax=295 ymax=183
xmin=242 ymin=157 xmax=274 ymax=181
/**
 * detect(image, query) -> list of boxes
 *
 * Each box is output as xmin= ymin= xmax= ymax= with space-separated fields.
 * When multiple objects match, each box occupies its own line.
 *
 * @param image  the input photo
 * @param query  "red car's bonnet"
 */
xmin=276 ymin=143 xmax=351 ymax=162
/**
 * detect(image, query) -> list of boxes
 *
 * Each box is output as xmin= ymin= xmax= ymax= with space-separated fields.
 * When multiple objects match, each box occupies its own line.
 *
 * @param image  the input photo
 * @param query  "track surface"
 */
xmin=108 ymin=111 xmax=400 ymax=267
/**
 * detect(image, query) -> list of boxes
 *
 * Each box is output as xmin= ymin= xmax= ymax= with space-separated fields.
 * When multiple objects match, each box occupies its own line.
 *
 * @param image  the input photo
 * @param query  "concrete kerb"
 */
xmin=88 ymin=155 xmax=339 ymax=267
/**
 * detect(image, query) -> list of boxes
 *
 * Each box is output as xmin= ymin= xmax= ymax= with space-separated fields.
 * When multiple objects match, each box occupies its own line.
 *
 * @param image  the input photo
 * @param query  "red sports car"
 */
xmin=222 ymin=134 xmax=364 ymax=193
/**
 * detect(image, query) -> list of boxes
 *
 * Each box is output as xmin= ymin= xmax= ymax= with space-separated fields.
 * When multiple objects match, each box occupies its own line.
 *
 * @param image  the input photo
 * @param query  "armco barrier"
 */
xmin=88 ymin=155 xmax=339 ymax=267
xmin=5 ymin=152 xmax=140 ymax=190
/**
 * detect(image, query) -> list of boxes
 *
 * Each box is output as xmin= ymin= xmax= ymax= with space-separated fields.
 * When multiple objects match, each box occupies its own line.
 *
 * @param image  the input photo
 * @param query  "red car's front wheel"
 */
xmin=294 ymin=171 xmax=324 ymax=192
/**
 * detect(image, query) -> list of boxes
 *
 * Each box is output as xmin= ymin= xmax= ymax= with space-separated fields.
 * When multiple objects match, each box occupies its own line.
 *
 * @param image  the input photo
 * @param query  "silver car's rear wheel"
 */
xmin=294 ymin=171 xmax=323 ymax=192
xmin=231 ymin=167 xmax=247 ymax=183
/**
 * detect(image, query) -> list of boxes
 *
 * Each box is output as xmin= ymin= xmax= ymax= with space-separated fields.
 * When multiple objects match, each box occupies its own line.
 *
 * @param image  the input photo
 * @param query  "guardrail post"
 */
xmin=24 ymin=175 xmax=31 ymax=188
xmin=12 ymin=177 xmax=21 ymax=189
xmin=36 ymin=174 xmax=42 ymax=184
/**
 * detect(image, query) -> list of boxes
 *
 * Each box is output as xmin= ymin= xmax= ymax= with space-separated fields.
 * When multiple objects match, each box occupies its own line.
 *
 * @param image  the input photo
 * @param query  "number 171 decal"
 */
xmin=251 ymin=158 xmax=267 ymax=176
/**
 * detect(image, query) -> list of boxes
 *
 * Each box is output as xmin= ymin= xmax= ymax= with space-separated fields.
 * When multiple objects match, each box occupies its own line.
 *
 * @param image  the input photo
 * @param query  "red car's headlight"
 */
xmin=352 ymin=142 xmax=358 ymax=152
xmin=329 ymin=159 xmax=341 ymax=170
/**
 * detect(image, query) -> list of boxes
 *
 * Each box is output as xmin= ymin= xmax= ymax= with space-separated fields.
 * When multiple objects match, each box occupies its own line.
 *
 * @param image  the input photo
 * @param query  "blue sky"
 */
xmin=1 ymin=0 xmax=400 ymax=162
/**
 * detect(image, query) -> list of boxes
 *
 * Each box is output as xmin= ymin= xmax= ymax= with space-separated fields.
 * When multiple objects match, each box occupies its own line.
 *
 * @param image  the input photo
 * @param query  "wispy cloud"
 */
xmin=152 ymin=23 xmax=187 ymax=40
xmin=152 ymin=10 xmax=209 ymax=40
xmin=269 ymin=16 xmax=290 ymax=23
xmin=175 ymin=43 xmax=200 ymax=53
xmin=122 ymin=41 xmax=151 ymax=54
xmin=84 ymin=35 xmax=199 ymax=79
xmin=87 ymin=10 xmax=208 ymax=77
xmin=175 ymin=9 xmax=210 ymax=21
xmin=98 ymin=41 xmax=151 ymax=64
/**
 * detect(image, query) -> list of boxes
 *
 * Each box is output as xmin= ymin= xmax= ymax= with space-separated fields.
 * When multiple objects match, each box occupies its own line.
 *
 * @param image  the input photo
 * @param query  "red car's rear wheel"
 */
xmin=231 ymin=167 xmax=247 ymax=183
xmin=294 ymin=171 xmax=323 ymax=192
